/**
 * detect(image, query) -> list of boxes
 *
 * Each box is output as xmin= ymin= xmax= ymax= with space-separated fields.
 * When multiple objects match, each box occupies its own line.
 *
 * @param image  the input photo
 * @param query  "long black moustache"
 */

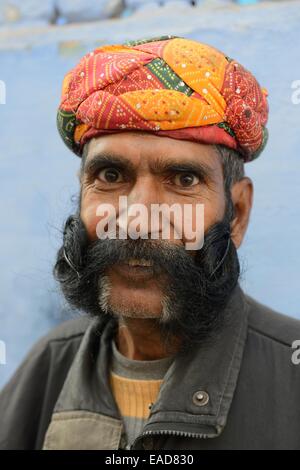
xmin=54 ymin=214 xmax=240 ymax=350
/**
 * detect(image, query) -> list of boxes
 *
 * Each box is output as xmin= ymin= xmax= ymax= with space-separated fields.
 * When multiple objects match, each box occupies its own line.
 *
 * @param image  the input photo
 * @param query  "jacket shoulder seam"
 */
xmin=47 ymin=332 xmax=85 ymax=345
xmin=248 ymin=325 xmax=291 ymax=348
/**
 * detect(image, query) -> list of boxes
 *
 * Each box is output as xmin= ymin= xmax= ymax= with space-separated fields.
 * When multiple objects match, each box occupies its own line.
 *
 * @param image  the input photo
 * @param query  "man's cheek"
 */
xmin=80 ymin=203 xmax=101 ymax=241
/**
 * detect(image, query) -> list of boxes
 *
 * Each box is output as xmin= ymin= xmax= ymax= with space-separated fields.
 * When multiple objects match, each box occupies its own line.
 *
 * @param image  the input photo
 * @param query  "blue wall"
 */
xmin=1 ymin=1 xmax=300 ymax=387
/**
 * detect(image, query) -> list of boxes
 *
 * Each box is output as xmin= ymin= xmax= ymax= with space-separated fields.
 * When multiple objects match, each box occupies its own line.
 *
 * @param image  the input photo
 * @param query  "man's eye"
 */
xmin=97 ymin=168 xmax=123 ymax=183
xmin=173 ymin=173 xmax=200 ymax=187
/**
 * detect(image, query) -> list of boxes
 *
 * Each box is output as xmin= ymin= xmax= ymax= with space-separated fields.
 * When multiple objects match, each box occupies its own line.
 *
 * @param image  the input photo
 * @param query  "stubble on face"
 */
xmin=97 ymin=269 xmax=171 ymax=321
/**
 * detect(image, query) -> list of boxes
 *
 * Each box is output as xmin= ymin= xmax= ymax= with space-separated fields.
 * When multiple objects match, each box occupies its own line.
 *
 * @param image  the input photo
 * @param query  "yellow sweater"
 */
xmin=110 ymin=372 xmax=163 ymax=420
xmin=109 ymin=340 xmax=174 ymax=447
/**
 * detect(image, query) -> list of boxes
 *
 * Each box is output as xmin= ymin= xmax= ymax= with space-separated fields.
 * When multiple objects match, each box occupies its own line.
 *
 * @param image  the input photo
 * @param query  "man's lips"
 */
xmin=111 ymin=258 xmax=158 ymax=282
xmin=127 ymin=258 xmax=153 ymax=267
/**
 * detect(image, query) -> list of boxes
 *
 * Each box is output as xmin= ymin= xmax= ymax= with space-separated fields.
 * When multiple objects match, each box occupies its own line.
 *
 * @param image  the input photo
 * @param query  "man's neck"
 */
xmin=115 ymin=317 xmax=180 ymax=361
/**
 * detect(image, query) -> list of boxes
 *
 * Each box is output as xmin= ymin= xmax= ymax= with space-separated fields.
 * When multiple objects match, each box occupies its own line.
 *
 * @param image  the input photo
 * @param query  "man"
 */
xmin=1 ymin=35 xmax=300 ymax=450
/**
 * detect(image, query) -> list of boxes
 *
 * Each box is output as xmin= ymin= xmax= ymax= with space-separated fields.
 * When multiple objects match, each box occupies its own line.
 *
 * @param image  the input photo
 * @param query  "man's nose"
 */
xmin=128 ymin=176 xmax=161 ymax=207
xmin=117 ymin=177 xmax=164 ymax=239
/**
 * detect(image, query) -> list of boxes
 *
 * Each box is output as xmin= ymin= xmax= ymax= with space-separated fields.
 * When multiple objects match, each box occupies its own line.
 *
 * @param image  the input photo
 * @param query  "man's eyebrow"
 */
xmin=83 ymin=153 xmax=136 ymax=175
xmin=83 ymin=152 xmax=217 ymax=184
xmin=150 ymin=157 xmax=216 ymax=183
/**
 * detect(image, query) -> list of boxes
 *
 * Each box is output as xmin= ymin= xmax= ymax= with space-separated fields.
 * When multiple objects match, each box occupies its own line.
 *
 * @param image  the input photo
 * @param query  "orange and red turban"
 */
xmin=57 ymin=35 xmax=269 ymax=162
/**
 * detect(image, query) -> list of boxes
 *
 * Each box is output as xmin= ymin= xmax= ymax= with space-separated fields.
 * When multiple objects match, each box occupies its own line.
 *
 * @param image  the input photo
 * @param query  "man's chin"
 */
xmin=98 ymin=274 xmax=164 ymax=319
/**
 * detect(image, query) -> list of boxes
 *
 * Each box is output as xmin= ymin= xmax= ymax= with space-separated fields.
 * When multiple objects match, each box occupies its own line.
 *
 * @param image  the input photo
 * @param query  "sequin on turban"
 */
xmin=57 ymin=35 xmax=269 ymax=162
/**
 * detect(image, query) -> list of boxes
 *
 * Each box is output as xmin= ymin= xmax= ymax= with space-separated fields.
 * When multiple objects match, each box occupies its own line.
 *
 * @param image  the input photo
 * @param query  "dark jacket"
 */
xmin=1 ymin=285 xmax=300 ymax=450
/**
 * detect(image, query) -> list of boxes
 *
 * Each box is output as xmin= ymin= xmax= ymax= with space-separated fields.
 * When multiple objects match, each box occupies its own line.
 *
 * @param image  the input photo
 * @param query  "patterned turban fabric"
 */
xmin=57 ymin=35 xmax=269 ymax=162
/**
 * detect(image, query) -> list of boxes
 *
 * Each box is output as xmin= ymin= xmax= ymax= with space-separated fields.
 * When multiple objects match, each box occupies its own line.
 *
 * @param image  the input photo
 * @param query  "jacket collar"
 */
xmin=144 ymin=284 xmax=249 ymax=438
xmin=44 ymin=284 xmax=249 ymax=448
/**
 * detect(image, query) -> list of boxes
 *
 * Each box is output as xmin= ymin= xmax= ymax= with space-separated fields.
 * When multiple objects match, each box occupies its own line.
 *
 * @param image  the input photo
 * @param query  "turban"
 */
xmin=57 ymin=35 xmax=269 ymax=162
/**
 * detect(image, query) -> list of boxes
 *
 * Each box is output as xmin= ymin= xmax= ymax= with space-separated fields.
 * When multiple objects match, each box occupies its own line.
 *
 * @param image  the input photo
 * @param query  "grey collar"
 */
xmin=110 ymin=338 xmax=174 ymax=380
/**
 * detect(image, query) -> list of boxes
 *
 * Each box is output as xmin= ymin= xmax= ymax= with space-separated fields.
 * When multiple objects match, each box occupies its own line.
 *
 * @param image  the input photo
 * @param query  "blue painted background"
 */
xmin=1 ymin=1 xmax=300 ymax=387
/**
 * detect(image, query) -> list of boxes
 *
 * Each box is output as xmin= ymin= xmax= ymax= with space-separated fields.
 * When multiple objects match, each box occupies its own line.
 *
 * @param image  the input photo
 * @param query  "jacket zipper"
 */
xmin=130 ymin=429 xmax=211 ymax=449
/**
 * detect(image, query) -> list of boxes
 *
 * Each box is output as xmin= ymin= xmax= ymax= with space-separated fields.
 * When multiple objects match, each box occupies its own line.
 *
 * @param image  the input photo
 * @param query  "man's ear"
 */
xmin=230 ymin=177 xmax=253 ymax=249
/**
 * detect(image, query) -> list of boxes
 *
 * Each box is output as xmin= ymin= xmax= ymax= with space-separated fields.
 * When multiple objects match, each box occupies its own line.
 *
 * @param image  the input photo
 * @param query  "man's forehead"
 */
xmin=84 ymin=133 xmax=221 ymax=172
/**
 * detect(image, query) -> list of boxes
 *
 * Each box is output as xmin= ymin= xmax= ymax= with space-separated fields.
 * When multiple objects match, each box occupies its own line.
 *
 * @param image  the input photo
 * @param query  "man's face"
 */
xmin=80 ymin=132 xmax=227 ymax=320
